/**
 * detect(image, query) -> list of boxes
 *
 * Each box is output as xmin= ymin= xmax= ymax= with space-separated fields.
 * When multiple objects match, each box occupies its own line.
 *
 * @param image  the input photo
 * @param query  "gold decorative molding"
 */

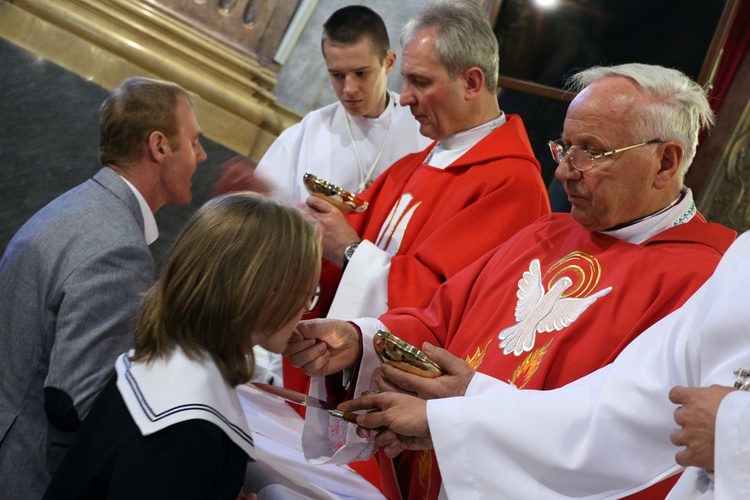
xmin=143 ymin=0 xmax=299 ymax=65
xmin=691 ymin=39 xmax=750 ymax=233
xmin=0 ymin=0 xmax=302 ymax=159
xmin=701 ymin=125 xmax=750 ymax=232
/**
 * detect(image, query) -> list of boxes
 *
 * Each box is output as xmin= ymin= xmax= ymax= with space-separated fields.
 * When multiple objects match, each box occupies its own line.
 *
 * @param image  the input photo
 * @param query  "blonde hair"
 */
xmin=132 ymin=192 xmax=321 ymax=386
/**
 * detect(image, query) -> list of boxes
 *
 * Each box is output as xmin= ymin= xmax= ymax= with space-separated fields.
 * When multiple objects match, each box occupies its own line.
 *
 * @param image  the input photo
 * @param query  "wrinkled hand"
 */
xmin=338 ymin=392 xmax=433 ymax=458
xmin=669 ymin=385 xmax=735 ymax=470
xmin=212 ymin=156 xmax=273 ymax=197
xmin=283 ymin=319 xmax=361 ymax=377
xmin=374 ymin=343 xmax=475 ymax=399
xmin=305 ymin=196 xmax=359 ymax=267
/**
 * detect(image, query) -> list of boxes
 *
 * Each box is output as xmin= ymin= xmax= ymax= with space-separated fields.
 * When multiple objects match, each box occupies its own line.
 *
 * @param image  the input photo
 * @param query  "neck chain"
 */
xmin=344 ymin=91 xmax=393 ymax=193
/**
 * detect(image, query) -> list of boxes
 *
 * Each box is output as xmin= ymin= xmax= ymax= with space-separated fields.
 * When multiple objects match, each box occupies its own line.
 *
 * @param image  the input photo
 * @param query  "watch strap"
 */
xmin=342 ymin=242 xmax=360 ymax=271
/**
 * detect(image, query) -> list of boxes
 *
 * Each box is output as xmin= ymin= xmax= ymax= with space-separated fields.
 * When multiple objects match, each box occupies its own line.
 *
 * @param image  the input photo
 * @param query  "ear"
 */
xmin=383 ymin=51 xmax=397 ymax=76
xmin=148 ymin=130 xmax=169 ymax=162
xmin=653 ymin=141 xmax=684 ymax=189
xmin=463 ymin=67 xmax=485 ymax=100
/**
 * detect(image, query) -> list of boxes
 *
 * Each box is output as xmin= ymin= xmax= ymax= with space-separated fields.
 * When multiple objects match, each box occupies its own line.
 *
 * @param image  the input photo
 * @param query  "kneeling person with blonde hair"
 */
xmin=44 ymin=192 xmax=321 ymax=500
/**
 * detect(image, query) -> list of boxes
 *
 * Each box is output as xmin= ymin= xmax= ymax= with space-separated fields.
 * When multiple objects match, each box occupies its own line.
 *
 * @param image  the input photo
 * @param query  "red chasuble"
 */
xmin=307 ymin=114 xmax=550 ymax=319
xmin=286 ymin=115 xmax=550 ymax=392
xmin=379 ymin=212 xmax=736 ymax=500
xmin=286 ymin=115 xmax=550 ymax=490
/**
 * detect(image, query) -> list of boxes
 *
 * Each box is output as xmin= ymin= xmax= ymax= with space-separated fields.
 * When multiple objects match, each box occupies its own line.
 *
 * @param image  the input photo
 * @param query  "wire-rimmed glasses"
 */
xmin=548 ymin=138 xmax=665 ymax=172
xmin=306 ymin=283 xmax=321 ymax=313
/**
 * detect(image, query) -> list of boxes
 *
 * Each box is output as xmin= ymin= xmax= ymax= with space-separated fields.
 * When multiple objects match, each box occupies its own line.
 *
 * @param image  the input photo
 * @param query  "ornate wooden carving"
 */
xmin=141 ymin=0 xmax=299 ymax=65
xmin=699 ymin=126 xmax=750 ymax=232
xmin=690 ymin=44 xmax=750 ymax=232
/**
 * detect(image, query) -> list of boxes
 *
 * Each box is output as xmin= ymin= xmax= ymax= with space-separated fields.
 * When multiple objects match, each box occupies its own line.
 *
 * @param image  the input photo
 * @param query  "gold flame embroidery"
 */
xmin=418 ymin=450 xmax=433 ymax=497
xmin=465 ymin=339 xmax=492 ymax=370
xmin=510 ymin=339 xmax=553 ymax=388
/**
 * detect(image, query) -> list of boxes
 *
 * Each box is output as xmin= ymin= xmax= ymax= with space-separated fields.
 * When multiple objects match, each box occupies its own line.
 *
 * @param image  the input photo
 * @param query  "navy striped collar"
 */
xmin=116 ymin=349 xmax=255 ymax=457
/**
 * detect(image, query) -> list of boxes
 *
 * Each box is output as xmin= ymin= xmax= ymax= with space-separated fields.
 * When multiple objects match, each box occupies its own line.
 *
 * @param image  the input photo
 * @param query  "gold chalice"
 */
xmin=303 ymin=173 xmax=369 ymax=215
xmin=373 ymin=327 xmax=444 ymax=378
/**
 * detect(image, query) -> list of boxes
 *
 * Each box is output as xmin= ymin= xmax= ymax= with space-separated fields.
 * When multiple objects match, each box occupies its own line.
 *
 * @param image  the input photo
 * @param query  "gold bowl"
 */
xmin=373 ymin=327 xmax=444 ymax=378
xmin=303 ymin=173 xmax=369 ymax=214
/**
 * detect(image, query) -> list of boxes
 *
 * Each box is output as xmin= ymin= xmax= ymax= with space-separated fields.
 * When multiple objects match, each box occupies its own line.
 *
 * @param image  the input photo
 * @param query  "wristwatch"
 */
xmin=342 ymin=241 xmax=360 ymax=270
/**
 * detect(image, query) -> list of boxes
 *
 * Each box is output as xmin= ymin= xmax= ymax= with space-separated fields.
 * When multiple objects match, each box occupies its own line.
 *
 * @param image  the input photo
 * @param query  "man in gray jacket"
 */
xmin=0 ymin=77 xmax=206 ymax=498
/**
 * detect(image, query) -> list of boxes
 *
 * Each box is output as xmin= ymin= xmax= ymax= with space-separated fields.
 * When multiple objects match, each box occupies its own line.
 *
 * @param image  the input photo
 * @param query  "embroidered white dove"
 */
xmin=498 ymin=258 xmax=612 ymax=356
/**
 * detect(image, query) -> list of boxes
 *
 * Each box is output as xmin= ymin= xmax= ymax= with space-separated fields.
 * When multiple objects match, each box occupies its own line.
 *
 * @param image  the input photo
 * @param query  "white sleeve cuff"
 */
xmin=714 ymin=390 xmax=750 ymax=498
xmin=328 ymin=240 xmax=390 ymax=320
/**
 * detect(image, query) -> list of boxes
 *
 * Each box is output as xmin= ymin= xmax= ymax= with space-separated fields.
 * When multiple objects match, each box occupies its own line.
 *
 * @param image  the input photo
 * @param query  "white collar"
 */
xmin=118 ymin=175 xmax=159 ymax=245
xmin=347 ymin=90 xmax=396 ymax=121
xmin=439 ymin=112 xmax=506 ymax=150
xmin=424 ymin=113 xmax=506 ymax=169
xmin=601 ymin=187 xmax=696 ymax=244
xmin=116 ymin=348 xmax=255 ymax=457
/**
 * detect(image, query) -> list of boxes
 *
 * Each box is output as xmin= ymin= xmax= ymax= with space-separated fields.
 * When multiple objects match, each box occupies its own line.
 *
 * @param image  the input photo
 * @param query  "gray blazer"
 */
xmin=0 ymin=167 xmax=156 ymax=499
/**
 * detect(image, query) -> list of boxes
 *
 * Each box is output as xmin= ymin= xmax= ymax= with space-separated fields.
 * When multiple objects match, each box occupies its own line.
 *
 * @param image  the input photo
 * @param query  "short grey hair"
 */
xmin=401 ymin=0 xmax=499 ymax=93
xmin=568 ymin=63 xmax=715 ymax=181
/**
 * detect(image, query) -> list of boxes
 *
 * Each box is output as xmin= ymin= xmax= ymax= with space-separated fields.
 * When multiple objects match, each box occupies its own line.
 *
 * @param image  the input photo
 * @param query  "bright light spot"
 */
xmin=125 ymin=40 xmax=143 ymax=51
xmin=534 ymin=0 xmax=560 ymax=8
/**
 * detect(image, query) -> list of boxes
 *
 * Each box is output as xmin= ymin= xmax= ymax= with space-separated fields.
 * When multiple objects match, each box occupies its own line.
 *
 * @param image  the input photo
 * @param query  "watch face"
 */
xmin=345 ymin=243 xmax=359 ymax=260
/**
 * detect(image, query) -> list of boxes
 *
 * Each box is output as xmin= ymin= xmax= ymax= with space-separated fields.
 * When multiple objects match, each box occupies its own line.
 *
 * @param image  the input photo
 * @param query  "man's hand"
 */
xmin=374 ymin=342 xmax=475 ymax=399
xmin=669 ymin=385 xmax=735 ymax=470
xmin=305 ymin=196 xmax=359 ymax=268
xmin=212 ymin=156 xmax=273 ymax=197
xmin=235 ymin=488 xmax=257 ymax=500
xmin=283 ymin=319 xmax=361 ymax=377
xmin=338 ymin=392 xmax=434 ymax=458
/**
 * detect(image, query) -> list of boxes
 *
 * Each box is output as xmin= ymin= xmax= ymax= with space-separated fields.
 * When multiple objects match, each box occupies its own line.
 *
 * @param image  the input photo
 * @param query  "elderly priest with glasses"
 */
xmin=290 ymin=63 xmax=737 ymax=499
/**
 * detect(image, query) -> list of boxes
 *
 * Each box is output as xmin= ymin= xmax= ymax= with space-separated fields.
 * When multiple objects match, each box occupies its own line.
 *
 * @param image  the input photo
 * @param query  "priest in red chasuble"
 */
xmin=283 ymin=0 xmax=549 ymax=454
xmin=291 ymin=61 xmax=736 ymax=500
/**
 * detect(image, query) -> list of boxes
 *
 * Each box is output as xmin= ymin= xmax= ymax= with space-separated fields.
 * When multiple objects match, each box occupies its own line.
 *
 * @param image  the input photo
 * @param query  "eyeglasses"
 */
xmin=548 ymin=138 xmax=665 ymax=172
xmin=306 ymin=283 xmax=321 ymax=313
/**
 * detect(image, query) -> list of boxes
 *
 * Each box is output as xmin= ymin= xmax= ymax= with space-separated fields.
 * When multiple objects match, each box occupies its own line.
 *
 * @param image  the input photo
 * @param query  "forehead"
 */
xmin=564 ymin=77 xmax=644 ymax=143
xmin=322 ymin=37 xmax=381 ymax=66
xmin=400 ymin=27 xmax=446 ymax=76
